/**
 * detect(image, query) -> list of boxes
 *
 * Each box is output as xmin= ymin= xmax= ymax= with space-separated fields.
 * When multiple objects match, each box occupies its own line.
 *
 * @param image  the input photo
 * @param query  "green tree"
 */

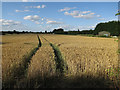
xmin=94 ymin=21 xmax=119 ymax=36
xmin=115 ymin=12 xmax=120 ymax=16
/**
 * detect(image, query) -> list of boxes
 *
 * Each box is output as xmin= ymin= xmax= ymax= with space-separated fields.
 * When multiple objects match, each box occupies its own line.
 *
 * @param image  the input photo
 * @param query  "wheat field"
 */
xmin=2 ymin=34 xmax=38 ymax=88
xmin=42 ymin=34 xmax=119 ymax=87
xmin=2 ymin=34 xmax=119 ymax=88
xmin=42 ymin=35 xmax=118 ymax=75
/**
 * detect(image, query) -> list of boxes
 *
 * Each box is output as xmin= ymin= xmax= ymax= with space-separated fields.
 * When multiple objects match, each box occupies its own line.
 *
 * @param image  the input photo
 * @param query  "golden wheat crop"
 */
xmin=0 ymin=35 xmax=2 ymax=88
xmin=2 ymin=34 xmax=119 ymax=88
xmin=42 ymin=34 xmax=118 ymax=79
xmin=23 ymin=35 xmax=56 ymax=88
xmin=2 ymin=34 xmax=38 ymax=87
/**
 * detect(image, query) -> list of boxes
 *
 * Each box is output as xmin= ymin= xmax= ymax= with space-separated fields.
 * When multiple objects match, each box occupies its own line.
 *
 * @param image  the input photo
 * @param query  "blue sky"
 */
xmin=1 ymin=0 xmax=120 ymax=2
xmin=1 ymin=2 xmax=118 ymax=32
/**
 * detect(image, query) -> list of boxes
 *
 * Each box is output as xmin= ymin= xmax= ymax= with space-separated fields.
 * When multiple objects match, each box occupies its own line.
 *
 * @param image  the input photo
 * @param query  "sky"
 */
xmin=1 ymin=0 xmax=120 ymax=2
xmin=1 ymin=2 xmax=119 ymax=32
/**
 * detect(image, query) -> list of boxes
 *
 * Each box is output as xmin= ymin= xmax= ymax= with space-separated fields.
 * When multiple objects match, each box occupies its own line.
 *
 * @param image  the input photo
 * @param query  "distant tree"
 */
xmin=22 ymin=31 xmax=25 ymax=33
xmin=115 ymin=12 xmax=120 ymax=16
xmin=94 ymin=21 xmax=120 ymax=36
xmin=116 ymin=2 xmax=120 ymax=16
xmin=45 ymin=30 xmax=47 ymax=33
xmin=13 ymin=30 xmax=16 ymax=33
xmin=53 ymin=28 xmax=64 ymax=34
xmin=80 ymin=30 xmax=93 ymax=34
xmin=115 ymin=9 xmax=120 ymax=16
xmin=68 ymin=31 xmax=79 ymax=35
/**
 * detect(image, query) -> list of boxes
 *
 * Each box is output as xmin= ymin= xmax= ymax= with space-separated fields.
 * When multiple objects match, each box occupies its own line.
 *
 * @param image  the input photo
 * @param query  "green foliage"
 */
xmin=37 ymin=35 xmax=42 ymax=47
xmin=80 ymin=30 xmax=94 ymax=34
xmin=53 ymin=28 xmax=64 ymax=34
xmin=50 ymin=43 xmax=68 ymax=74
xmin=98 ymin=35 xmax=111 ymax=38
xmin=117 ymin=49 xmax=120 ymax=54
xmin=105 ymin=67 xmax=119 ymax=77
xmin=68 ymin=31 xmax=79 ymax=35
xmin=114 ymin=40 xmax=118 ymax=42
xmin=79 ymin=34 xmax=96 ymax=37
xmin=94 ymin=21 xmax=120 ymax=36
xmin=115 ymin=12 xmax=120 ymax=16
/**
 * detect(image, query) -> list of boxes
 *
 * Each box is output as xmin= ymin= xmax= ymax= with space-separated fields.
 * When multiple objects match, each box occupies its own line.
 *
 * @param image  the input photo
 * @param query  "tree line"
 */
xmin=52 ymin=21 xmax=120 ymax=36
xmin=94 ymin=21 xmax=120 ymax=36
xmin=1 ymin=21 xmax=120 ymax=36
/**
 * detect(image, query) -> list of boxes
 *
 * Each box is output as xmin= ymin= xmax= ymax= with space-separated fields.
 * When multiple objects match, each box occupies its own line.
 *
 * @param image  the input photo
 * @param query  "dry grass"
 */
xmin=2 ymin=34 xmax=38 ymax=87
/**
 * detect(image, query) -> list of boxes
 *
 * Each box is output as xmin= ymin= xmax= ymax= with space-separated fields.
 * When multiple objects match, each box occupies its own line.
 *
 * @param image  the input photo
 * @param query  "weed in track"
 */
xmin=50 ymin=43 xmax=68 ymax=75
xmin=40 ymin=36 xmax=68 ymax=75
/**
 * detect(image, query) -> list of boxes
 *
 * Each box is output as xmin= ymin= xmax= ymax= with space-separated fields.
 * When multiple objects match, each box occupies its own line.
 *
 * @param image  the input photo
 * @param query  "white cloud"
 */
xmin=22 ymin=0 xmax=27 ymax=2
xmin=64 ymin=10 xmax=100 ymax=19
xmin=41 ymin=5 xmax=46 ymax=8
xmin=24 ymin=15 xmax=41 ymax=24
xmin=99 ymin=18 xmax=118 ymax=23
xmin=41 ymin=18 xmax=44 ymax=21
xmin=25 ymin=5 xmax=46 ymax=9
xmin=64 ymin=10 xmax=79 ymax=16
xmin=54 ymin=24 xmax=96 ymax=31
xmin=15 ymin=10 xmax=20 ymax=12
xmin=24 ymin=15 xmax=41 ymax=21
xmin=0 ymin=19 xmax=21 ymax=26
xmin=33 ymin=5 xmax=41 ymax=9
xmin=15 ymin=9 xmax=32 ymax=12
xmin=35 ymin=21 xmax=40 ymax=24
xmin=24 ymin=15 xmax=63 ymax=25
xmin=60 ymin=7 xmax=100 ymax=19
xmin=0 ymin=19 xmax=30 ymax=31
xmin=98 ymin=18 xmax=106 ymax=20
xmin=82 ymin=11 xmax=91 ymax=14
xmin=97 ymin=15 xmax=101 ymax=17
xmin=46 ymin=21 xmax=63 ymax=24
xmin=57 ymin=25 xmax=74 ymax=30
xmin=73 ymin=13 xmax=96 ymax=19
xmin=59 ymin=7 xmax=76 ymax=12
xmin=31 ymin=23 xmax=96 ymax=32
